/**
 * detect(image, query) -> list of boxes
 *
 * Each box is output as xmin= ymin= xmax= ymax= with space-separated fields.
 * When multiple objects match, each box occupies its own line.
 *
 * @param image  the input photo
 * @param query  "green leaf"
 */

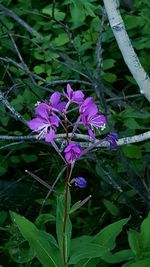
xmin=140 ymin=213 xmax=150 ymax=249
xmin=103 ymin=73 xmax=117 ymax=83
xmin=103 ymin=59 xmax=116 ymax=70
xmin=11 ymin=156 xmax=21 ymax=164
xmin=122 ymin=109 xmax=150 ymax=120
xmin=125 ymin=75 xmax=136 ymax=85
xmin=42 ymin=5 xmax=65 ymax=21
xmin=102 ymin=199 xmax=120 ymax=216
xmin=35 ymin=213 xmax=55 ymax=229
xmin=34 ymin=65 xmax=45 ymax=74
xmin=76 ymin=258 xmax=101 ymax=267
xmin=21 ymin=154 xmax=37 ymax=163
xmin=54 ymin=33 xmax=69 ymax=46
xmin=124 ymin=15 xmax=143 ymax=30
xmin=11 ymin=95 xmax=24 ymax=112
xmin=123 ymin=145 xmax=142 ymax=159
xmin=10 ymin=212 xmax=61 ymax=267
xmin=71 ymin=236 xmax=93 ymax=254
xmin=70 ymin=200 xmax=82 ymax=214
xmin=124 ymin=118 xmax=141 ymax=130
xmin=70 ymin=1 xmax=85 ymax=28
xmin=101 ymin=250 xmax=134 ymax=264
xmin=69 ymin=243 xmax=108 ymax=264
xmin=128 ymin=229 xmax=141 ymax=255
xmin=93 ymin=218 xmax=129 ymax=250
xmin=0 ymin=211 xmax=7 ymax=226
xmin=131 ymin=259 xmax=150 ymax=267
xmin=9 ymin=244 xmax=35 ymax=263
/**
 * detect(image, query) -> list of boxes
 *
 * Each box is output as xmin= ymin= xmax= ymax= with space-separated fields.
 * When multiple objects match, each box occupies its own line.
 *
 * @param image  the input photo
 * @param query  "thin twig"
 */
xmin=0 ymin=90 xmax=27 ymax=125
xmin=106 ymin=93 xmax=142 ymax=103
xmin=0 ymin=57 xmax=92 ymax=87
xmin=96 ymin=7 xmax=107 ymax=75
xmin=0 ymin=4 xmax=42 ymax=39
xmin=40 ymin=166 xmax=67 ymax=214
xmin=25 ymin=169 xmax=57 ymax=192
xmin=9 ymin=34 xmax=36 ymax=85
xmin=0 ymin=131 xmax=150 ymax=147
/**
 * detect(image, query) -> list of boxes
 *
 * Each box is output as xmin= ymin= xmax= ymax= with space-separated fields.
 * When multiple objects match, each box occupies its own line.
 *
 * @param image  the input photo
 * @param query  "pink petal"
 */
xmin=73 ymin=90 xmax=85 ymax=103
xmin=50 ymin=92 xmax=61 ymax=107
xmin=45 ymin=128 xmax=55 ymax=142
xmin=35 ymin=103 xmax=50 ymax=119
xmin=85 ymin=104 xmax=98 ymax=117
xmin=66 ymin=84 xmax=73 ymax=99
xmin=56 ymin=101 xmax=67 ymax=112
xmin=91 ymin=114 xmax=106 ymax=128
xmin=49 ymin=115 xmax=60 ymax=127
xmin=88 ymin=128 xmax=95 ymax=140
xmin=79 ymin=97 xmax=94 ymax=114
xmin=65 ymin=152 xmax=72 ymax=163
xmin=28 ymin=118 xmax=46 ymax=131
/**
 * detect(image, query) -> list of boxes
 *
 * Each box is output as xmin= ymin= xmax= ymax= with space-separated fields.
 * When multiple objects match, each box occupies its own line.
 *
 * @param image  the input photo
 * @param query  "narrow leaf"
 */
xmin=10 ymin=212 xmax=61 ymax=267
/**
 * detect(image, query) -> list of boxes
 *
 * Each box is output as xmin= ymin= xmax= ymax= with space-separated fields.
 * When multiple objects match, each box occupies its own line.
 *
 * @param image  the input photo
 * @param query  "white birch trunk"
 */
xmin=103 ymin=0 xmax=150 ymax=102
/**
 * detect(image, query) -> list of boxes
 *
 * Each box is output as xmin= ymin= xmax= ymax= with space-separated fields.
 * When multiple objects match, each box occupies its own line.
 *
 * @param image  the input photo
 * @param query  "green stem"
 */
xmin=62 ymin=164 xmax=70 ymax=267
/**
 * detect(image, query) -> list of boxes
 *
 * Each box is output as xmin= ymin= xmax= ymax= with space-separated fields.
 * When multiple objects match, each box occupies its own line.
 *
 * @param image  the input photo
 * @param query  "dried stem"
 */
xmin=0 ymin=131 xmax=150 ymax=147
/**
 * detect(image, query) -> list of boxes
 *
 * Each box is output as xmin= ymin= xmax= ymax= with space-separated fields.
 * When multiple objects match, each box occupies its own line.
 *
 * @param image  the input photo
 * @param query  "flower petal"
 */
xmin=35 ymin=103 xmax=50 ymax=119
xmin=74 ymin=177 xmax=87 ymax=188
xmin=66 ymin=84 xmax=73 ymax=99
xmin=79 ymin=97 xmax=95 ymax=114
xmin=88 ymin=128 xmax=95 ymax=139
xmin=64 ymin=143 xmax=82 ymax=163
xmin=57 ymin=101 xmax=67 ymax=112
xmin=73 ymin=90 xmax=84 ymax=104
xmin=50 ymin=92 xmax=61 ymax=107
xmin=49 ymin=115 xmax=60 ymax=127
xmin=45 ymin=128 xmax=55 ymax=142
xmin=65 ymin=152 xmax=72 ymax=163
xmin=28 ymin=118 xmax=46 ymax=131
xmin=90 ymin=114 xmax=106 ymax=128
xmin=106 ymin=133 xmax=118 ymax=149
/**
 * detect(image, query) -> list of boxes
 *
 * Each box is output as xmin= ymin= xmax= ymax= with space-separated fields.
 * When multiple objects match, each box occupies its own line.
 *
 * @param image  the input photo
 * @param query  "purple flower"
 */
xmin=28 ymin=108 xmax=59 ymax=142
xmin=106 ymin=133 xmax=118 ymax=149
xmin=80 ymin=98 xmax=106 ymax=139
xmin=79 ymin=97 xmax=96 ymax=115
xmin=35 ymin=92 xmax=66 ymax=117
xmin=35 ymin=102 xmax=51 ymax=117
xmin=65 ymin=84 xmax=85 ymax=104
xmin=74 ymin=177 xmax=87 ymax=188
xmin=64 ymin=143 xmax=82 ymax=163
xmin=49 ymin=92 xmax=66 ymax=112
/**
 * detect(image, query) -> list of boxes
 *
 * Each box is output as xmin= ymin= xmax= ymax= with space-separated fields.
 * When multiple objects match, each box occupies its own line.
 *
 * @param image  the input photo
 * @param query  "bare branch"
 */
xmin=0 ymin=90 xmax=27 ymax=125
xmin=9 ymin=34 xmax=36 ymax=85
xmin=103 ymin=0 xmax=150 ymax=102
xmin=96 ymin=7 xmax=107 ymax=75
xmin=106 ymin=93 xmax=142 ymax=103
xmin=0 ymin=131 xmax=150 ymax=148
xmin=0 ymin=57 xmax=92 ymax=88
xmin=0 ymin=4 xmax=42 ymax=39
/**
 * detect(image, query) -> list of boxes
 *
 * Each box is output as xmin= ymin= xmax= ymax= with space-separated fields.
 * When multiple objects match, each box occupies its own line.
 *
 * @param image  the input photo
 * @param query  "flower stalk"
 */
xmin=62 ymin=164 xmax=70 ymax=267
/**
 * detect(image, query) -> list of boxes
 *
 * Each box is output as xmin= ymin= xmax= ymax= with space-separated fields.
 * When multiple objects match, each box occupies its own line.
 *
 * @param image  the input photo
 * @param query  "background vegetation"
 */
xmin=0 ymin=0 xmax=150 ymax=266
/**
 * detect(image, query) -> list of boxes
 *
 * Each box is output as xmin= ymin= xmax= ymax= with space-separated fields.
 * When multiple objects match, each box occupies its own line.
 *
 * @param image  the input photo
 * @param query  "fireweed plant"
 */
xmin=12 ymin=84 xmax=119 ymax=267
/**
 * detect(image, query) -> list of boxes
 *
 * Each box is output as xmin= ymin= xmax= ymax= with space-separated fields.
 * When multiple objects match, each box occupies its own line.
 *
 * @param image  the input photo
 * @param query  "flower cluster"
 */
xmin=28 ymin=84 xmax=106 ymax=143
xmin=28 ymin=84 xmax=118 ymax=188
xmin=28 ymin=92 xmax=66 ymax=142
